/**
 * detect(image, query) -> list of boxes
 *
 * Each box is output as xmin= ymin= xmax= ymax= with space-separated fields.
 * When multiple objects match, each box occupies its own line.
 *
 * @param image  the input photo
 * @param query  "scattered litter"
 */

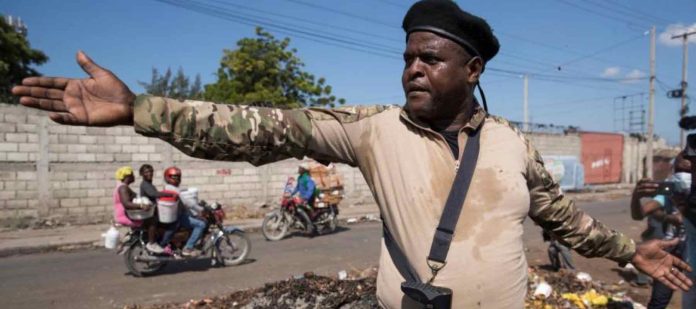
xmin=338 ymin=270 xmax=348 ymax=280
xmin=576 ymin=272 xmax=592 ymax=282
xmin=525 ymin=267 xmax=640 ymax=309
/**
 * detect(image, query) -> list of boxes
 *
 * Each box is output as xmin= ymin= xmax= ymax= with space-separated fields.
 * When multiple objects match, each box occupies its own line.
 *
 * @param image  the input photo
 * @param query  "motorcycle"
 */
xmin=262 ymin=195 xmax=339 ymax=241
xmin=119 ymin=201 xmax=251 ymax=277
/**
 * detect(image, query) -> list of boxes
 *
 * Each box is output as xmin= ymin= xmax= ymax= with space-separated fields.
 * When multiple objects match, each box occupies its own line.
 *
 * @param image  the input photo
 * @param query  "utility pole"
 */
xmin=523 ymin=74 xmax=529 ymax=132
xmin=647 ymin=26 xmax=656 ymax=179
xmin=672 ymin=30 xmax=696 ymax=147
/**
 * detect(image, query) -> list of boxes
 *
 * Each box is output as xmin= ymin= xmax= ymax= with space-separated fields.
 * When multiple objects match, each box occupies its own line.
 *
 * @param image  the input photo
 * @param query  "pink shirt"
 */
xmin=113 ymin=182 xmax=142 ymax=227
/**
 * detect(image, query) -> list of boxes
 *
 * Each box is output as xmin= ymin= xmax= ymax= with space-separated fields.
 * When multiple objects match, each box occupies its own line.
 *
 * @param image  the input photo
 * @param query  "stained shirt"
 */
xmin=133 ymin=95 xmax=636 ymax=308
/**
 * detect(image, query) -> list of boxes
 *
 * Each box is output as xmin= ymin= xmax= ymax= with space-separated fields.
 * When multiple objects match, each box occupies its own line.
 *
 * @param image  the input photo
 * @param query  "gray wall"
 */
xmin=0 ymin=103 xmax=644 ymax=223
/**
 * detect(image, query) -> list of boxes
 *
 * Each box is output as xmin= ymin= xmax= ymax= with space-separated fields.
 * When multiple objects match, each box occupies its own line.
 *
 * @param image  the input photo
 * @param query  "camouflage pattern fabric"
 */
xmin=134 ymin=95 xmax=636 ymax=264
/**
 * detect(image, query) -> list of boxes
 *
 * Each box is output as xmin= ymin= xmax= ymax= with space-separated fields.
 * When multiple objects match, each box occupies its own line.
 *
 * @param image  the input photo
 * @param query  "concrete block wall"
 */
xmin=0 ymin=102 xmax=643 ymax=223
xmin=526 ymin=133 xmax=582 ymax=158
xmin=0 ymin=103 xmax=376 ymax=224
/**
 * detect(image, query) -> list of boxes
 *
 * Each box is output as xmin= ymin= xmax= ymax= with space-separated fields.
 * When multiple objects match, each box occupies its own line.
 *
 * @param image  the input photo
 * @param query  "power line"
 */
xmin=157 ymin=0 xmax=402 ymax=59
xmin=291 ymin=0 xmax=648 ymax=79
xmin=209 ymin=0 xmax=402 ymax=44
xmin=582 ymin=0 xmax=670 ymax=26
xmin=158 ymin=0 xmax=650 ymax=94
xmin=285 ymin=0 xmax=398 ymax=29
xmin=555 ymin=0 xmax=650 ymax=28
xmin=557 ymin=33 xmax=646 ymax=68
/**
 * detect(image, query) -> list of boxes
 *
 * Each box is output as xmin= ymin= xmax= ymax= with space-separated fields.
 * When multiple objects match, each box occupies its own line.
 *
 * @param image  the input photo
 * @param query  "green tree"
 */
xmin=204 ymin=27 xmax=345 ymax=108
xmin=0 ymin=16 xmax=48 ymax=104
xmin=139 ymin=67 xmax=203 ymax=101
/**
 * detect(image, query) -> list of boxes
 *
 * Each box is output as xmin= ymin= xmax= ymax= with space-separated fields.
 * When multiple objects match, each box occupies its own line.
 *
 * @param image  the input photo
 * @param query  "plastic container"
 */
xmin=179 ymin=188 xmax=199 ymax=209
xmin=533 ymin=281 xmax=552 ymax=299
xmin=157 ymin=193 xmax=179 ymax=223
xmin=126 ymin=197 xmax=154 ymax=220
xmin=102 ymin=225 xmax=120 ymax=249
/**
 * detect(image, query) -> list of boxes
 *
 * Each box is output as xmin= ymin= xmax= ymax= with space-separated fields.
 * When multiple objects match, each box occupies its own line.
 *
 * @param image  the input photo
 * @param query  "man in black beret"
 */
xmin=12 ymin=0 xmax=693 ymax=308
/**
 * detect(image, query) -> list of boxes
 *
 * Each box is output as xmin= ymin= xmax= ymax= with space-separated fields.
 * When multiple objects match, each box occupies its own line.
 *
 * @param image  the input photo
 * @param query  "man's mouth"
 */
xmin=407 ymin=84 xmax=429 ymax=94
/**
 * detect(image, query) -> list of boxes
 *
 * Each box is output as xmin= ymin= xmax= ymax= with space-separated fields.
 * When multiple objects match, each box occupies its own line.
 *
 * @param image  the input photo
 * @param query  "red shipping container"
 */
xmin=580 ymin=132 xmax=624 ymax=184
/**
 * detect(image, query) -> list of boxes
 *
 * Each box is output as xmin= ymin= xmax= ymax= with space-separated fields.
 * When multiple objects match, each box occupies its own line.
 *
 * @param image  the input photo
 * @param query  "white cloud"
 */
xmin=600 ymin=67 xmax=621 ymax=78
xmin=623 ymin=69 xmax=646 ymax=84
xmin=659 ymin=23 xmax=696 ymax=47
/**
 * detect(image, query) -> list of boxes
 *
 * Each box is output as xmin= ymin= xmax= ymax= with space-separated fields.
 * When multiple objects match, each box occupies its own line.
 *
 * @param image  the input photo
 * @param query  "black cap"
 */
xmin=402 ymin=0 xmax=500 ymax=64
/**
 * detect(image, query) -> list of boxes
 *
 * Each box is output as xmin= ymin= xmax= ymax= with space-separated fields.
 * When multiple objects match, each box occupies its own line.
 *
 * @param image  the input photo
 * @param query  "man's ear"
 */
xmin=466 ymin=56 xmax=484 ymax=83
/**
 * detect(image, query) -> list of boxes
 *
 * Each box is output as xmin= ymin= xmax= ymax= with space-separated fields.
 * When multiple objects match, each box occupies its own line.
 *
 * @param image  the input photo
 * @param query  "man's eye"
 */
xmin=422 ymin=55 xmax=439 ymax=64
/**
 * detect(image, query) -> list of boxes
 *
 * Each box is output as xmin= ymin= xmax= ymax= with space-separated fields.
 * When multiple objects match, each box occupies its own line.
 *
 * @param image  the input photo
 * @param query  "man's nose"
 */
xmin=404 ymin=59 xmax=425 ymax=81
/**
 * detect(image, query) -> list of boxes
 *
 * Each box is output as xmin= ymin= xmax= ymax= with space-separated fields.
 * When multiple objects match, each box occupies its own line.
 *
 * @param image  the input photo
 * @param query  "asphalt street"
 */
xmin=1 ymin=197 xmax=653 ymax=308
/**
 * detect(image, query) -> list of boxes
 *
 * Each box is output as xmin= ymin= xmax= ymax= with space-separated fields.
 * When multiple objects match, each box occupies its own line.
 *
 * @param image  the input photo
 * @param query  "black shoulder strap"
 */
xmin=383 ymin=126 xmax=482 ymax=282
xmin=428 ymin=127 xmax=481 ymax=263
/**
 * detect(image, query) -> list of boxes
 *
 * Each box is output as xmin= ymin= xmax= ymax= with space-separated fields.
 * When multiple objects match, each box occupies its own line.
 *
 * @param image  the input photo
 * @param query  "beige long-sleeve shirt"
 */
xmin=134 ymin=95 xmax=636 ymax=308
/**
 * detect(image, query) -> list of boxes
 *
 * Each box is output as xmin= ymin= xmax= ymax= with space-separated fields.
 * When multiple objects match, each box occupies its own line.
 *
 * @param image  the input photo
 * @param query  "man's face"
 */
xmin=402 ymin=31 xmax=478 ymax=123
xmin=142 ymin=169 xmax=153 ymax=182
xmin=167 ymin=173 xmax=181 ymax=187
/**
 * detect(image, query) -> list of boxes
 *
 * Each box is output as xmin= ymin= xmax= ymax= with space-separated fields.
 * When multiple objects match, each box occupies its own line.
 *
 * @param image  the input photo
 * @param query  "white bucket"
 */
xmin=157 ymin=200 xmax=178 ymax=223
xmin=102 ymin=226 xmax=120 ymax=249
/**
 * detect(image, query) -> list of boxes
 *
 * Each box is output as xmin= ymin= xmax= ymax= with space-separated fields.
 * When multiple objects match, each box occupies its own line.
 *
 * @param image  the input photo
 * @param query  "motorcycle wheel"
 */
xmin=316 ymin=211 xmax=338 ymax=235
xmin=124 ymin=242 xmax=166 ymax=277
xmin=215 ymin=230 xmax=251 ymax=266
xmin=262 ymin=210 xmax=290 ymax=241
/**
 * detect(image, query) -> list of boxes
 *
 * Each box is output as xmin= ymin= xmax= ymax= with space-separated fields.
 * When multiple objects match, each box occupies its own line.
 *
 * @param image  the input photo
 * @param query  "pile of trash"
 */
xmin=130 ymin=266 xmax=645 ymax=309
xmin=126 ymin=269 xmax=379 ymax=309
xmin=526 ymin=267 xmax=643 ymax=309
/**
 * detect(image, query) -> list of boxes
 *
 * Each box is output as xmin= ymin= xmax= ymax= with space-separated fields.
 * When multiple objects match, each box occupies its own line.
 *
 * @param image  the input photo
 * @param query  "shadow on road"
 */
xmin=126 ymin=258 xmax=257 ymax=278
xmin=278 ymin=225 xmax=352 ymax=240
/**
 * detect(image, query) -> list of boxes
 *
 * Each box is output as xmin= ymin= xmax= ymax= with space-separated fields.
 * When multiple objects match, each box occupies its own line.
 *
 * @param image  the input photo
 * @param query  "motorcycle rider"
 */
xmin=112 ymin=166 xmax=163 ymax=253
xmin=291 ymin=163 xmax=317 ymax=235
xmin=161 ymin=166 xmax=208 ymax=257
xmin=138 ymin=164 xmax=177 ymax=254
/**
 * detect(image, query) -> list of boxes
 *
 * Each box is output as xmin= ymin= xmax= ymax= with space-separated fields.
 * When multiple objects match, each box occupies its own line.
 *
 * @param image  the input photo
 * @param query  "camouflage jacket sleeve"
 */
xmin=526 ymin=148 xmax=636 ymax=263
xmin=133 ymin=95 xmax=314 ymax=166
xmin=132 ymin=95 xmax=390 ymax=166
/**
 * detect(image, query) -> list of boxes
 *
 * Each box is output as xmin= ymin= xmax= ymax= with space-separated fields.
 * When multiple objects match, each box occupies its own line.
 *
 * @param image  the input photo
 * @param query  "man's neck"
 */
xmin=429 ymin=103 xmax=476 ymax=132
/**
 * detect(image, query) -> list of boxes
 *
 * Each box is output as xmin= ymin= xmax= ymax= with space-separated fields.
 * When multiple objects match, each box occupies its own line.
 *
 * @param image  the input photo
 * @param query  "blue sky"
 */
xmin=2 ymin=0 xmax=695 ymax=144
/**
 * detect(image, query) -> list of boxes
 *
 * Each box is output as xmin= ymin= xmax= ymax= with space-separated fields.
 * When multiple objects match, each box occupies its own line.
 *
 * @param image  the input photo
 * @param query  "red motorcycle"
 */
xmin=118 ymin=201 xmax=251 ymax=277
xmin=262 ymin=195 xmax=339 ymax=241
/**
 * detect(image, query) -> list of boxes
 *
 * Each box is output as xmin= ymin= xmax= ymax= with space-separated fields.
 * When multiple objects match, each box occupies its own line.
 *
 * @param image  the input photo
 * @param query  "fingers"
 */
xmin=76 ymin=50 xmax=109 ymax=78
xmin=21 ymin=76 xmax=69 ymax=89
xmin=12 ymin=85 xmax=64 ymax=99
xmin=659 ymin=238 xmax=680 ymax=250
xmin=658 ymin=273 xmax=681 ymax=291
xmin=19 ymin=97 xmax=67 ymax=112
xmin=671 ymin=268 xmax=693 ymax=288
xmin=49 ymin=112 xmax=81 ymax=126
xmin=672 ymin=256 xmax=693 ymax=273
xmin=664 ymin=270 xmax=692 ymax=291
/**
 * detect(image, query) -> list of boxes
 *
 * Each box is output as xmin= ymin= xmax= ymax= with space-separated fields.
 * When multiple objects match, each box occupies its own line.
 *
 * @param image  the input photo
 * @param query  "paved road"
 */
xmin=0 ymin=198 xmax=650 ymax=309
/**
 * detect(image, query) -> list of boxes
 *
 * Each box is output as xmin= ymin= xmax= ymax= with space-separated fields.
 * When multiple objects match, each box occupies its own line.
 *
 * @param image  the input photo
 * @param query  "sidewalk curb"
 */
xmin=0 ymin=240 xmax=99 ymax=258
xmin=0 ymin=210 xmax=381 ymax=258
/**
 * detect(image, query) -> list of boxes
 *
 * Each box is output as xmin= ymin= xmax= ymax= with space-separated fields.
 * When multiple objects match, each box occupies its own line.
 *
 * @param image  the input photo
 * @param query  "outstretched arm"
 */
xmin=12 ymin=51 xmax=365 ymax=166
xmin=526 ymin=149 xmax=692 ymax=291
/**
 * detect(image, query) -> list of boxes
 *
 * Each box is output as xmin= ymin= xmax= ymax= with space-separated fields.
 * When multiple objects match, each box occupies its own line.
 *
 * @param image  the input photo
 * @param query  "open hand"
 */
xmin=632 ymin=238 xmax=693 ymax=291
xmin=12 ymin=51 xmax=135 ymax=126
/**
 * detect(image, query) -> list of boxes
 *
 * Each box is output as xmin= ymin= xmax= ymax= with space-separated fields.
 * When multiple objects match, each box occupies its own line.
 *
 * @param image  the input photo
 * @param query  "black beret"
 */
xmin=402 ymin=0 xmax=500 ymax=64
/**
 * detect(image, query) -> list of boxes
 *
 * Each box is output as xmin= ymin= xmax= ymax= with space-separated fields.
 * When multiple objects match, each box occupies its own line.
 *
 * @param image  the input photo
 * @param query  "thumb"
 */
xmin=76 ymin=51 xmax=109 ymax=78
xmin=659 ymin=238 xmax=680 ymax=250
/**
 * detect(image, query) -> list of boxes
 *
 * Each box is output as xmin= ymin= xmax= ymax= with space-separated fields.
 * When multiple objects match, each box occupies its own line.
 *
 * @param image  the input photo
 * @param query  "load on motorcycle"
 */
xmin=110 ymin=165 xmax=251 ymax=277
xmin=262 ymin=162 xmax=344 ymax=241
